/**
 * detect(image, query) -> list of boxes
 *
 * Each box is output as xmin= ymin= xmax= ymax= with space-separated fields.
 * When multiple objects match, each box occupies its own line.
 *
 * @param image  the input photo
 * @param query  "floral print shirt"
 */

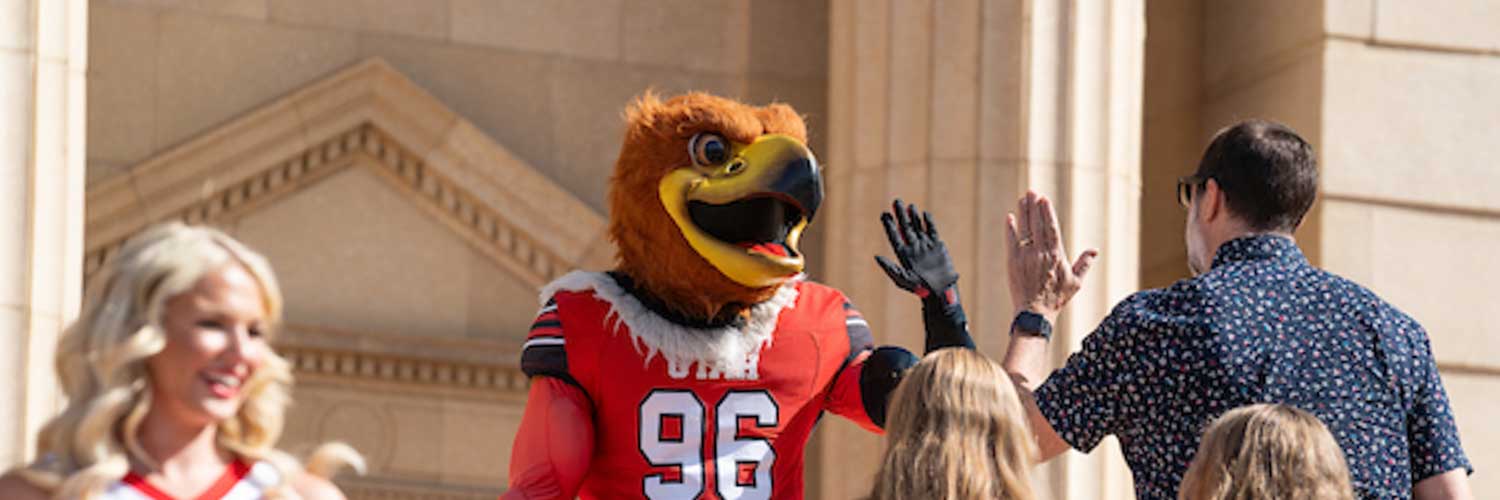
xmin=1034 ymin=235 xmax=1471 ymax=499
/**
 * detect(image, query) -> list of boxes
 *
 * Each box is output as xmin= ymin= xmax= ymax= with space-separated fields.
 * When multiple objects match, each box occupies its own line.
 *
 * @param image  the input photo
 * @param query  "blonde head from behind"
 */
xmin=869 ymin=348 xmax=1036 ymax=500
xmin=1179 ymin=403 xmax=1354 ymax=500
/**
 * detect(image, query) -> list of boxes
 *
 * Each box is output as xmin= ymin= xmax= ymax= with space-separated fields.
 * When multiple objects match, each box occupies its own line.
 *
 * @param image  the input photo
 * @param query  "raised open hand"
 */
xmin=1005 ymin=191 xmax=1098 ymax=321
xmin=875 ymin=199 xmax=958 ymax=300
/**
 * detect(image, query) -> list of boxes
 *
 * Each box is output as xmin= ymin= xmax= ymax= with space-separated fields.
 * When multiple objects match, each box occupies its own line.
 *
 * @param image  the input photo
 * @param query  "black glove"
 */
xmin=874 ymin=199 xmax=974 ymax=353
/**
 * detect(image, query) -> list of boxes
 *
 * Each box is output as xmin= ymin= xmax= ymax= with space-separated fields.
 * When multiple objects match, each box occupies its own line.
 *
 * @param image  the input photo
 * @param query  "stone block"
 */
xmin=87 ymin=4 xmax=158 ymax=169
xmin=1201 ymin=46 xmax=1322 ymax=151
xmin=1322 ymin=40 xmax=1500 ymax=213
xmin=269 ymin=0 xmax=449 ymax=40
xmin=1442 ymin=372 xmax=1500 ymax=492
xmin=1144 ymin=0 xmax=1202 ymax=119
xmin=884 ymin=0 xmax=933 ymax=165
xmin=0 ymin=0 xmax=30 ymax=51
xmin=154 ymin=10 xmax=358 ymax=153
xmin=105 ymin=0 xmax=268 ymax=20
xmin=848 ymin=0 xmax=889 ymax=170
xmin=1325 ymin=0 xmax=1373 ymax=38
xmin=466 ymin=242 xmax=546 ymax=343
xmin=0 ymin=306 xmax=25 ymax=466
xmin=930 ymin=0 xmax=980 ymax=161
xmin=440 ymin=403 xmax=519 ymax=483
xmin=358 ymin=35 xmax=554 ymax=184
xmin=1373 ymin=0 xmax=1500 ymax=52
xmin=1202 ymin=0 xmax=1323 ymax=92
xmin=976 ymin=0 xmax=1024 ymax=163
xmin=384 ymin=399 xmax=444 ymax=475
xmin=449 ymin=0 xmax=622 ymax=61
xmin=622 ymin=0 xmax=750 ymax=73
xmin=747 ymin=0 xmax=829 ymax=79
xmin=233 ymin=167 xmax=475 ymax=339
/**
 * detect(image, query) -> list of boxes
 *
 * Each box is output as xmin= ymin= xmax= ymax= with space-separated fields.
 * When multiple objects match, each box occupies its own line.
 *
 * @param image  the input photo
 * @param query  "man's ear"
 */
xmin=1199 ymin=178 xmax=1224 ymax=224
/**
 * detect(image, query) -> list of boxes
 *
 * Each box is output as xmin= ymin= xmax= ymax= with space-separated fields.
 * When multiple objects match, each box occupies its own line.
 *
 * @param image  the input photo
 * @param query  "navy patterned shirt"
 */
xmin=1034 ymin=235 xmax=1470 ymax=499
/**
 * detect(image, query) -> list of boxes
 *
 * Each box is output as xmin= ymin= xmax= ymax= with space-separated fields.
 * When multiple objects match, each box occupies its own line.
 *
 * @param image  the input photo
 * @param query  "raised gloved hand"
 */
xmin=875 ymin=200 xmax=959 ymax=302
xmin=874 ymin=199 xmax=973 ymax=352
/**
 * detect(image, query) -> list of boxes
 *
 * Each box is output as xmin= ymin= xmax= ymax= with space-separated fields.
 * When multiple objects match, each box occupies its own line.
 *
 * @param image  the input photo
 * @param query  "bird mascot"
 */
xmin=504 ymin=92 xmax=973 ymax=499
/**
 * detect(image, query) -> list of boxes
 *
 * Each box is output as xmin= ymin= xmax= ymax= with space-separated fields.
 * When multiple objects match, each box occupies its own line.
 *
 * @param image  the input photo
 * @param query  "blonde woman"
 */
xmin=869 ymin=348 xmax=1036 ymax=500
xmin=1179 ymin=403 xmax=1355 ymax=500
xmin=0 ymin=223 xmax=358 ymax=499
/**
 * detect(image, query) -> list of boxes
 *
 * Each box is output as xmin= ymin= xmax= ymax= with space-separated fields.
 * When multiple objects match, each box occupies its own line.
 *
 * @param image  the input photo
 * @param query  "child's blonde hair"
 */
xmin=1179 ymin=403 xmax=1354 ymax=500
xmin=869 ymin=348 xmax=1036 ymax=500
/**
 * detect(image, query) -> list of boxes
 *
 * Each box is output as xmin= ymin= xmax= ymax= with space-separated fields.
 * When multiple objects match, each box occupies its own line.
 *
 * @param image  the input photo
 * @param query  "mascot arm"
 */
xmin=825 ymin=302 xmax=920 ymax=430
xmin=504 ymin=377 xmax=594 ymax=500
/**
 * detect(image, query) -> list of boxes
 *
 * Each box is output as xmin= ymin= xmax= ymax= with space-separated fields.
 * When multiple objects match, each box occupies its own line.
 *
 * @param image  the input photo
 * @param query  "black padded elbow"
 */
xmin=859 ymin=346 xmax=918 ymax=428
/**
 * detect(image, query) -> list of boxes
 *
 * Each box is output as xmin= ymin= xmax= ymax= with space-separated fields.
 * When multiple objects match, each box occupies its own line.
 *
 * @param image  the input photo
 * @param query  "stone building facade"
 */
xmin=2 ymin=0 xmax=1495 ymax=498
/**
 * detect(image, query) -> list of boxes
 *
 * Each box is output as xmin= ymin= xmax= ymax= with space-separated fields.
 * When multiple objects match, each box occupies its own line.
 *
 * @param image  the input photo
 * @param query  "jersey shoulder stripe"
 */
xmin=520 ymin=297 xmax=585 ymax=392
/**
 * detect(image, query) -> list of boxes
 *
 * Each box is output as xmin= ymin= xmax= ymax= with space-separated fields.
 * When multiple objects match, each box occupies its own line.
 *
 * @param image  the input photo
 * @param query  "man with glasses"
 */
xmin=887 ymin=120 xmax=1473 ymax=499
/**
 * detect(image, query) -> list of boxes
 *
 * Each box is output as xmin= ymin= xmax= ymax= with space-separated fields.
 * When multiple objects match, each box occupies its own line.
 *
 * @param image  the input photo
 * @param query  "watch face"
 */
xmin=1015 ymin=312 xmax=1051 ymax=338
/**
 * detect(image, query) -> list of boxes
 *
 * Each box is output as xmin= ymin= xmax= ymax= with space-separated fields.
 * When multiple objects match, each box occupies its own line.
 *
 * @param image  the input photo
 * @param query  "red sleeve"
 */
xmin=503 ymin=377 xmax=595 ymax=499
xmin=824 ymin=301 xmax=882 ymax=433
xmin=826 ymin=350 xmax=883 ymax=433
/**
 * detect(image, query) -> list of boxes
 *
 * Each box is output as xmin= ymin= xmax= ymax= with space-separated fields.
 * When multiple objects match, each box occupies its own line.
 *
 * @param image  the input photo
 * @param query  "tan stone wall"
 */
xmin=87 ymin=0 xmax=828 ymax=215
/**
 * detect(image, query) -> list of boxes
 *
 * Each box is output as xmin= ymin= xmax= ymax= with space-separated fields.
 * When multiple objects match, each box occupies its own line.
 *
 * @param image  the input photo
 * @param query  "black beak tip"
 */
xmin=772 ymin=157 xmax=822 ymax=221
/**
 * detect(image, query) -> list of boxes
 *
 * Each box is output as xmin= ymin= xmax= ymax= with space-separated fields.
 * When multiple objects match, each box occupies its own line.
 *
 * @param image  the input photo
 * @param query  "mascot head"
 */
xmin=608 ymin=92 xmax=821 ymax=321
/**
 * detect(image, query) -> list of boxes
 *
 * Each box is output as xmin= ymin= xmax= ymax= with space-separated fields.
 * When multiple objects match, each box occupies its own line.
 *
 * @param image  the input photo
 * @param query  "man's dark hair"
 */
xmin=1193 ymin=119 xmax=1318 ymax=232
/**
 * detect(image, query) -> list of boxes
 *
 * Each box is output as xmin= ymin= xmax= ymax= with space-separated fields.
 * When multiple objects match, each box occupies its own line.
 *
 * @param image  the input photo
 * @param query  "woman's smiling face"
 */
xmin=147 ymin=263 xmax=271 ymax=426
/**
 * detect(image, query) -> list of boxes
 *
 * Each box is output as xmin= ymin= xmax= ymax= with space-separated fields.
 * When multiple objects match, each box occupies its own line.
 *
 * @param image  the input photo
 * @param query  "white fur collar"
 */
xmin=539 ymin=271 xmax=799 ymax=380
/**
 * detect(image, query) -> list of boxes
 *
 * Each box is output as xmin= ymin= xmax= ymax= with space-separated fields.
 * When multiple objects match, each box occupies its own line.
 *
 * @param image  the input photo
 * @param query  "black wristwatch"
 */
xmin=1010 ymin=311 xmax=1053 ymax=340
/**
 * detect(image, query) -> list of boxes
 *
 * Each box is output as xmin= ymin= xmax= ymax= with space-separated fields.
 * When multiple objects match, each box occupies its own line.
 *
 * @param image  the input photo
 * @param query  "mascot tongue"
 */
xmin=737 ymin=242 xmax=790 ymax=257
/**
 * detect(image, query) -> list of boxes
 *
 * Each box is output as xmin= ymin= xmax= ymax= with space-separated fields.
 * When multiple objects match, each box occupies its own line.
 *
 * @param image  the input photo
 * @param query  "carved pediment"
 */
xmin=84 ymin=58 xmax=614 ymax=289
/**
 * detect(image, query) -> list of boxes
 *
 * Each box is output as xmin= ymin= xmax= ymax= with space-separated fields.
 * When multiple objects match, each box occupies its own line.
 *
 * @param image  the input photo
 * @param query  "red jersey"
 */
xmin=519 ymin=272 xmax=877 ymax=500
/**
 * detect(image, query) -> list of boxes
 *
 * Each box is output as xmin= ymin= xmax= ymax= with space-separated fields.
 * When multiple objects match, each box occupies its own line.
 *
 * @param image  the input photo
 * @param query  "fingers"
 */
xmin=922 ymin=211 xmax=939 ymax=239
xmin=1016 ymin=192 xmax=1033 ymax=241
xmin=891 ymin=199 xmax=918 ymax=244
xmin=906 ymin=203 xmax=925 ymax=238
xmin=1025 ymin=191 xmax=1045 ymax=246
xmin=881 ymin=212 xmax=905 ymax=249
xmin=1004 ymin=213 xmax=1021 ymax=251
xmin=874 ymin=255 xmax=915 ymax=290
xmin=1037 ymin=196 xmax=1061 ymax=249
xmin=1072 ymin=249 xmax=1100 ymax=280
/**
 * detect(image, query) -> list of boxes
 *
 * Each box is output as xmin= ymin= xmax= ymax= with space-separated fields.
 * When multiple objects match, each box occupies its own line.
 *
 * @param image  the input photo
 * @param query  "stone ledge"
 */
xmin=279 ymin=342 xmax=528 ymax=396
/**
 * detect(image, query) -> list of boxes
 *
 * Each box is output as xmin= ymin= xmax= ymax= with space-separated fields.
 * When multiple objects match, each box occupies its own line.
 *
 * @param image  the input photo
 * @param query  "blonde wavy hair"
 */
xmin=869 ymin=349 xmax=1036 ymax=500
xmin=1179 ymin=403 xmax=1354 ymax=500
xmin=15 ymin=223 xmax=358 ymax=499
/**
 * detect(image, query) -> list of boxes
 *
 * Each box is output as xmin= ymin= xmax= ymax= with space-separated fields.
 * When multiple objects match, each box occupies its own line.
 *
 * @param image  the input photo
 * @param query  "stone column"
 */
xmin=0 ymin=0 xmax=88 ymax=467
xmin=816 ymin=0 xmax=1141 ymax=497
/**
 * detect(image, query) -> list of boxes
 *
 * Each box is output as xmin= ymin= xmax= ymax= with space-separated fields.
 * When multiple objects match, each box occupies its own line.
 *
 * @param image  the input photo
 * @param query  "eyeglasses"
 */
xmin=1177 ymin=175 xmax=1209 ymax=209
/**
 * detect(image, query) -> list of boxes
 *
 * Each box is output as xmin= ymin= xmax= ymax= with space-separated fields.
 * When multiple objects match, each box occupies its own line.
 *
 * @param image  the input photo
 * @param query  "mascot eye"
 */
xmin=689 ymin=132 xmax=730 ymax=167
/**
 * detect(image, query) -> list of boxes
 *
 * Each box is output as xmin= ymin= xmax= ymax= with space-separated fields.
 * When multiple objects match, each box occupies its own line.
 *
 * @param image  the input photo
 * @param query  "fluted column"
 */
xmin=817 ymin=0 xmax=1141 ymax=497
xmin=0 ymin=0 xmax=88 ymax=467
